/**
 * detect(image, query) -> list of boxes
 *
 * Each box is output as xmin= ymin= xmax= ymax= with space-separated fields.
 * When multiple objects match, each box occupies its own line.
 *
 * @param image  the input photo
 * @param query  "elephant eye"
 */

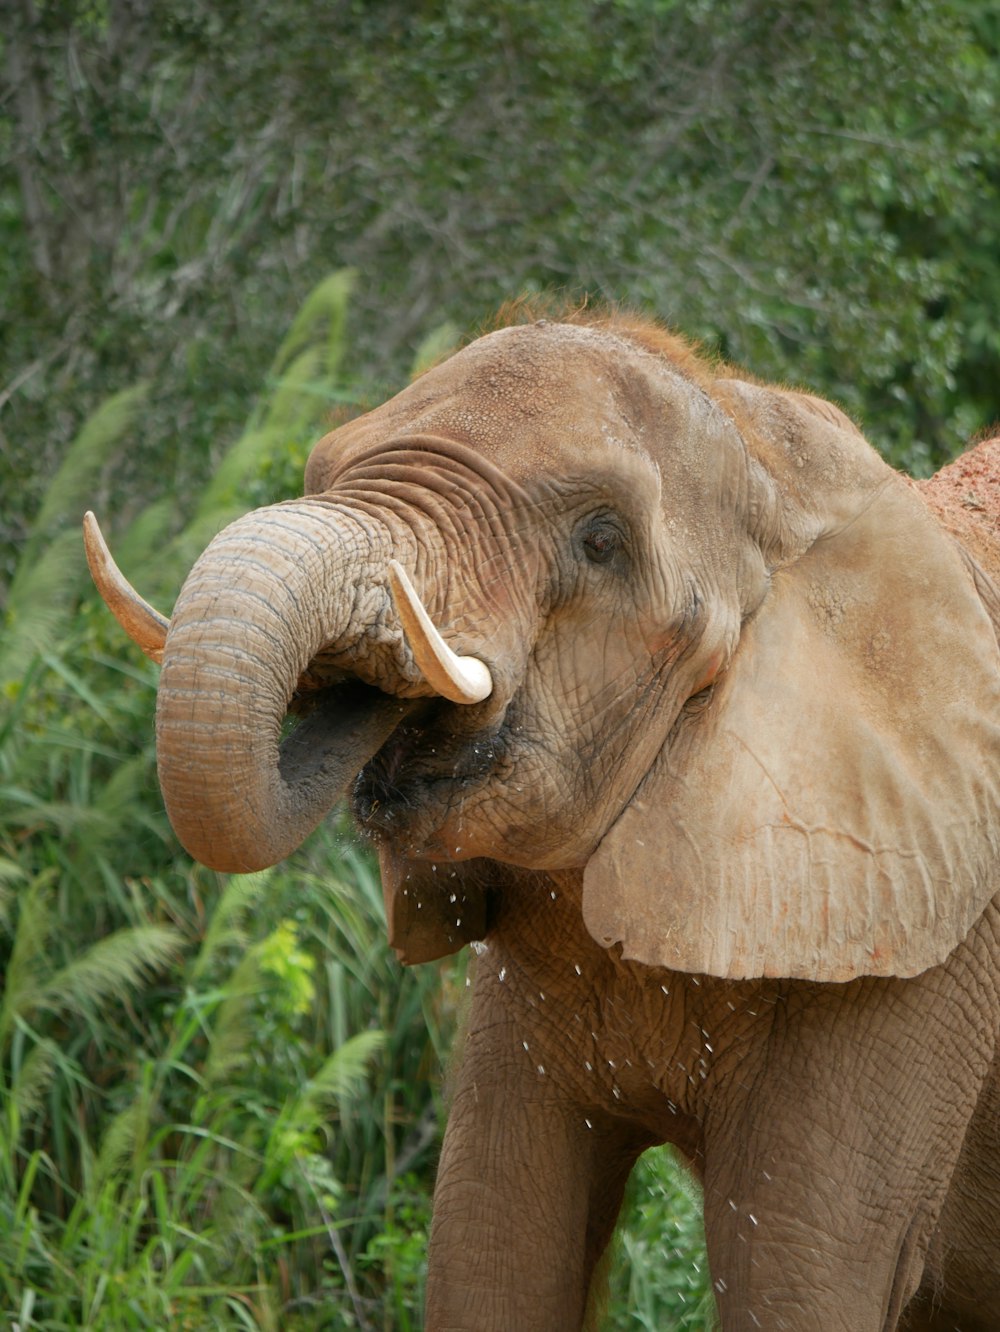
xmin=578 ymin=516 xmax=625 ymax=566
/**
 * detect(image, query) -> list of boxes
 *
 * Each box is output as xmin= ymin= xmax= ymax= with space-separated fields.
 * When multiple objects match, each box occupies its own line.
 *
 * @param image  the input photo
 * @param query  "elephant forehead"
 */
xmin=310 ymin=323 xmax=712 ymax=485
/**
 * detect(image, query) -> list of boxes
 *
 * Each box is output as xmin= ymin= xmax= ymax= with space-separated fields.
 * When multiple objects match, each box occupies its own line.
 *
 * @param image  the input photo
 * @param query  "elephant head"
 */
xmin=87 ymin=313 xmax=1000 ymax=981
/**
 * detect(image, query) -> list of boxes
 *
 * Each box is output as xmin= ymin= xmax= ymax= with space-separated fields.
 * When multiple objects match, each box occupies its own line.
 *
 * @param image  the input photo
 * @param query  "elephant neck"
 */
xmin=480 ymin=865 xmax=792 ymax=1145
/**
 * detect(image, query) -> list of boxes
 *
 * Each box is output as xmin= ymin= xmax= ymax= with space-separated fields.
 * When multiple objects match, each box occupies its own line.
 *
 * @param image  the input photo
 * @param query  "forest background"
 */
xmin=1 ymin=1 xmax=998 ymax=1328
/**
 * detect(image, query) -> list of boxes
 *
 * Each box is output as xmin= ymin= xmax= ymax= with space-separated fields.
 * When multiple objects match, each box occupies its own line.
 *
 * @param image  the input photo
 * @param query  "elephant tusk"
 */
xmin=387 ymin=559 xmax=493 ymax=705
xmin=83 ymin=511 xmax=169 ymax=664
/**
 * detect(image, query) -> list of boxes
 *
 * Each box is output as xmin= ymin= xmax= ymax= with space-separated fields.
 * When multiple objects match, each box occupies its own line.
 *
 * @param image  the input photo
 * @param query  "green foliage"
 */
xmin=0 ymin=281 xmax=465 ymax=1328
xmin=258 ymin=919 xmax=318 ymax=1019
xmin=0 ymin=708 xmax=460 ymax=1328
xmin=0 ymin=845 xmax=443 ymax=1330
xmin=1 ymin=386 xmax=149 ymax=687
xmin=606 ymin=1149 xmax=716 ymax=1330
xmin=3 ymin=0 xmax=998 ymax=596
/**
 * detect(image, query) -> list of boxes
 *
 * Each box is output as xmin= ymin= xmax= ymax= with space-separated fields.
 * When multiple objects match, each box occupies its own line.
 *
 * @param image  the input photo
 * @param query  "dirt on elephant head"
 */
xmin=916 ymin=435 xmax=1000 ymax=586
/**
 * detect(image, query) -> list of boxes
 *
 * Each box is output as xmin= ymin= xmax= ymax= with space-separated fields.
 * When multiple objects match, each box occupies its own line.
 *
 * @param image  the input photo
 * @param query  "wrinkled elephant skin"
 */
xmin=92 ymin=313 xmax=1000 ymax=1331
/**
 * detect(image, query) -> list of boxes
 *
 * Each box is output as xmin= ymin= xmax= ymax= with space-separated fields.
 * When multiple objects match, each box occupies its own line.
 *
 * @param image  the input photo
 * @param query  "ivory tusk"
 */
xmin=83 ymin=511 xmax=169 ymax=664
xmin=387 ymin=559 xmax=493 ymax=705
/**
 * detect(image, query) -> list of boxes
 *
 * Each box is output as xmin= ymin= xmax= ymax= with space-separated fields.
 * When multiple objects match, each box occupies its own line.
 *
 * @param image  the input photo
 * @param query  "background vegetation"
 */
xmin=1 ymin=1 xmax=997 ymax=1327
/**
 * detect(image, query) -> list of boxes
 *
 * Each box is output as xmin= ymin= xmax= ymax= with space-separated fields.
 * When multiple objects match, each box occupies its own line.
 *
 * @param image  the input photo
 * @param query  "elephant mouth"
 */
xmin=278 ymin=676 xmax=421 ymax=794
xmin=351 ymin=699 xmax=509 ymax=852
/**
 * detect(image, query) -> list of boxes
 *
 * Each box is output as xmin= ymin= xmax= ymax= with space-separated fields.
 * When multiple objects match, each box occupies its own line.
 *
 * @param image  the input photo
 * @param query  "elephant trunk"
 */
xmin=155 ymin=498 xmax=424 ymax=873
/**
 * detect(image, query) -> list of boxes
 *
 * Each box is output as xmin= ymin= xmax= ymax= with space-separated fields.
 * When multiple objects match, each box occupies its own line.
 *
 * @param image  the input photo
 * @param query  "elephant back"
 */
xmin=918 ymin=436 xmax=1000 ymax=594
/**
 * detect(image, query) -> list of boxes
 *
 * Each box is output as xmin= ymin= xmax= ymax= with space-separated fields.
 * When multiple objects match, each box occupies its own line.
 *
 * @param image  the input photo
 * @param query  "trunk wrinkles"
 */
xmin=155 ymin=438 xmax=530 ymax=875
xmin=156 ymin=499 xmax=425 ymax=872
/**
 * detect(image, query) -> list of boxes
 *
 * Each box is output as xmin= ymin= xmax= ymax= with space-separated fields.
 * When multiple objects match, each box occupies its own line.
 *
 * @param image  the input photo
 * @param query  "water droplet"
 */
xmin=574 ymin=963 xmax=582 ymax=976
xmin=450 ymin=893 xmax=457 ymax=903
xmin=584 ymin=1118 xmax=593 ymax=1129
xmin=661 ymin=984 xmax=669 ymax=996
xmin=749 ymin=1213 xmax=758 ymax=1226
xmin=499 ymin=967 xmax=506 ymax=982
xmin=536 ymin=1064 xmax=545 ymax=1076
xmin=522 ymin=1040 xmax=530 ymax=1052
xmin=584 ymin=1060 xmax=593 ymax=1071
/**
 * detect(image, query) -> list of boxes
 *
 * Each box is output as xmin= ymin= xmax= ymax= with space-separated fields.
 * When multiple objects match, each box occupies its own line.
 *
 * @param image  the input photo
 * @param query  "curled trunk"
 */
xmin=155 ymin=499 xmax=420 ymax=872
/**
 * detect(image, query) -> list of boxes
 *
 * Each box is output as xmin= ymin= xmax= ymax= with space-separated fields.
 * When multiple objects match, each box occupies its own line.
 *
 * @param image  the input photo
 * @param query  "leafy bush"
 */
xmin=0 ymin=276 xmax=457 ymax=1329
xmin=606 ymin=1148 xmax=715 ymax=1331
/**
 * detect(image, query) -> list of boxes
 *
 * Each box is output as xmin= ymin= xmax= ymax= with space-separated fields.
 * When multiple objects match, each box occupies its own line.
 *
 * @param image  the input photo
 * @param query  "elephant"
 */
xmin=85 ymin=308 xmax=1000 ymax=1332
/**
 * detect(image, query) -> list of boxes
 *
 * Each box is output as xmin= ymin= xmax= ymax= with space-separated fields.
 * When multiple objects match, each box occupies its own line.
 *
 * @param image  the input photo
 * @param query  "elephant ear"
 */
xmin=584 ymin=384 xmax=1000 ymax=981
xmin=379 ymin=844 xmax=492 ymax=964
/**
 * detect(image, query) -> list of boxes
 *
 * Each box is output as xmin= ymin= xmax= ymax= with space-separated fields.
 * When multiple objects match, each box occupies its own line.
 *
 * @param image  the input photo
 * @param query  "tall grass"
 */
xmin=0 ymin=840 xmax=456 ymax=1329
xmin=0 ymin=276 xmax=712 ymax=1329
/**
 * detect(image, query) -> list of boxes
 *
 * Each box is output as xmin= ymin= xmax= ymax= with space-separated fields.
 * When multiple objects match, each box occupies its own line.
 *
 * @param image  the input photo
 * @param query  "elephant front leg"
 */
xmin=425 ymin=1007 xmax=642 ymax=1331
xmin=698 ymin=983 xmax=989 ymax=1332
xmin=703 ymin=1156 xmax=928 ymax=1332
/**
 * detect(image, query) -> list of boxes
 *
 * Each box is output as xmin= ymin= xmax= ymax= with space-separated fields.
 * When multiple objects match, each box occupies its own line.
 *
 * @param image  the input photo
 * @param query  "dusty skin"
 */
xmin=89 ymin=309 xmax=1000 ymax=1331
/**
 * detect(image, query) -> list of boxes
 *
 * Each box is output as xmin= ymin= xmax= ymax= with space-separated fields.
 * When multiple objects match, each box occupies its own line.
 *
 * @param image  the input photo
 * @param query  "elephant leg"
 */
xmin=699 ymin=981 xmax=990 ymax=1332
xmin=425 ymin=985 xmax=644 ymax=1331
xmin=898 ymin=1061 xmax=1000 ymax=1331
xmin=701 ymin=1109 xmax=936 ymax=1332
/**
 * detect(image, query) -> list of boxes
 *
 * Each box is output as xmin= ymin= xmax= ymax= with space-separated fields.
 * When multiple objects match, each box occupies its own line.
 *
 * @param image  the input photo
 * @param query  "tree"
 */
xmin=3 ymin=1 xmax=997 ymax=598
